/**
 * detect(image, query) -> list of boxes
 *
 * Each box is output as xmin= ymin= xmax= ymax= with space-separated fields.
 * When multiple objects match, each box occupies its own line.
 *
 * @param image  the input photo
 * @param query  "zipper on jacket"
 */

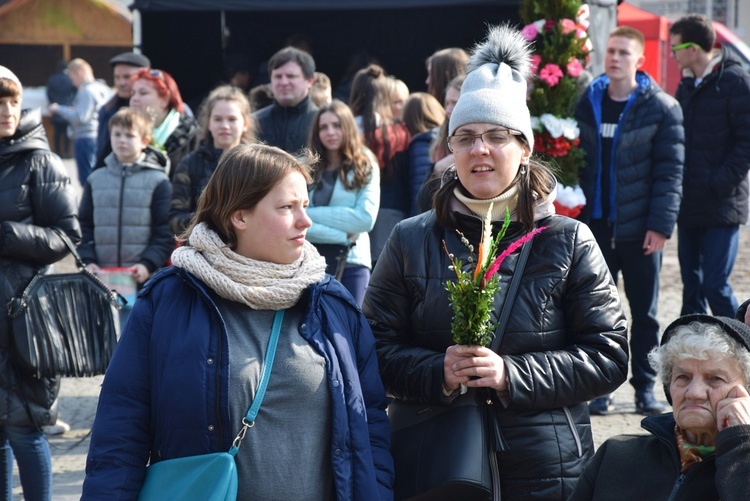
xmin=563 ymin=406 xmax=584 ymax=457
xmin=117 ymin=167 xmax=126 ymax=266
xmin=489 ymin=449 xmax=502 ymax=501
xmin=665 ymin=473 xmax=685 ymax=501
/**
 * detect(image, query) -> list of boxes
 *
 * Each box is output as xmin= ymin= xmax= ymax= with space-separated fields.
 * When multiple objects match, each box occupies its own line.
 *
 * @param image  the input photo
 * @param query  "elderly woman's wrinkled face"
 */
xmin=452 ymin=123 xmax=530 ymax=200
xmin=670 ymin=356 xmax=745 ymax=443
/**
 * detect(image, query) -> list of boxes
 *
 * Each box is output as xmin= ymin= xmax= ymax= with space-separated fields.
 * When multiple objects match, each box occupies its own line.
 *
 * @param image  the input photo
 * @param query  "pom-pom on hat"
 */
xmin=0 ymin=65 xmax=22 ymax=95
xmin=448 ymin=24 xmax=534 ymax=151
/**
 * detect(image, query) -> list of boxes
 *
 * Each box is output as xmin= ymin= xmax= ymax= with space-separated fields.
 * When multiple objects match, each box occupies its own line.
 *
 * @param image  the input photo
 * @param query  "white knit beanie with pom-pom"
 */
xmin=448 ymin=24 xmax=533 ymax=151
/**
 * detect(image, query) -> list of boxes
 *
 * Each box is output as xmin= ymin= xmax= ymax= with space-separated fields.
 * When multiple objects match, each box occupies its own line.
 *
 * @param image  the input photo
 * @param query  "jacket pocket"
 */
xmin=563 ymin=406 xmax=583 ymax=458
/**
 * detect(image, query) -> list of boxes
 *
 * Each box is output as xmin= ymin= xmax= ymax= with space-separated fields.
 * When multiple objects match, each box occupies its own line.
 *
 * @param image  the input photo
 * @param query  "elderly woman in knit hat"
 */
xmin=0 ymin=66 xmax=80 ymax=500
xmin=82 ymin=144 xmax=394 ymax=499
xmin=571 ymin=314 xmax=750 ymax=500
xmin=362 ymin=25 xmax=627 ymax=500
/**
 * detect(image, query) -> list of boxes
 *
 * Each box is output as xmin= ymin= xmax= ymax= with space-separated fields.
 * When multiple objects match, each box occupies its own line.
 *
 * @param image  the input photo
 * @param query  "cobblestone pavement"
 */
xmin=12 ymin=161 xmax=750 ymax=499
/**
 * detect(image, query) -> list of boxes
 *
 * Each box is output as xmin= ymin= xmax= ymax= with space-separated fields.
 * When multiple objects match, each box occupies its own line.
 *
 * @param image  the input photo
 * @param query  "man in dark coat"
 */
xmin=93 ymin=52 xmax=151 ymax=168
xmin=252 ymin=47 xmax=318 ymax=154
xmin=576 ymin=26 xmax=684 ymax=416
xmin=45 ymin=60 xmax=75 ymax=157
xmin=670 ymin=14 xmax=750 ymax=318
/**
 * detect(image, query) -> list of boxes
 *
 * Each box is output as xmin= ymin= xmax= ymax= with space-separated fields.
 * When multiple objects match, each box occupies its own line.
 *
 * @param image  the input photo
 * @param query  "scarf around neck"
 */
xmin=675 ymin=425 xmax=716 ymax=473
xmin=152 ymin=108 xmax=181 ymax=147
xmin=171 ymin=222 xmax=327 ymax=310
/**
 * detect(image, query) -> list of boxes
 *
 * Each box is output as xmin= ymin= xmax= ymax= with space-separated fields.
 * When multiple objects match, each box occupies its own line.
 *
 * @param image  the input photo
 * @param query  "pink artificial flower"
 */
xmin=539 ymin=64 xmax=564 ymax=87
xmin=566 ymin=58 xmax=583 ymax=78
xmin=482 ymin=227 xmax=548 ymax=286
xmin=576 ymin=28 xmax=587 ymax=39
xmin=561 ymin=19 xmax=577 ymax=35
xmin=521 ymin=24 xmax=539 ymax=41
xmin=544 ymin=19 xmax=557 ymax=32
xmin=530 ymin=54 xmax=542 ymax=75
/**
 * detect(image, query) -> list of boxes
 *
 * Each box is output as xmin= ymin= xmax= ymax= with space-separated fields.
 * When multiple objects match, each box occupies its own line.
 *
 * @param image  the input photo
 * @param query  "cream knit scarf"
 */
xmin=171 ymin=222 xmax=327 ymax=310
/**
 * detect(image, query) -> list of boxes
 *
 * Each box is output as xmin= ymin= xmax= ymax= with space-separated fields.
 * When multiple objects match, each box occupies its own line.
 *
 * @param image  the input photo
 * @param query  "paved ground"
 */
xmin=12 ymin=160 xmax=750 ymax=499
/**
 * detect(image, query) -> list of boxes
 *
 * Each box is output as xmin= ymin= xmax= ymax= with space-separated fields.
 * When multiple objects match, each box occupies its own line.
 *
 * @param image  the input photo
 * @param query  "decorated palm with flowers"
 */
xmin=520 ymin=0 xmax=588 ymax=216
xmin=444 ymin=205 xmax=546 ymax=346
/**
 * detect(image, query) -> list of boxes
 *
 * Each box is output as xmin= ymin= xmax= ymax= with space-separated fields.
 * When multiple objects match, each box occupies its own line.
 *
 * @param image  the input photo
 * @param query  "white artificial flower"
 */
xmin=540 ymin=113 xmax=564 ymax=138
xmin=561 ymin=117 xmax=580 ymax=140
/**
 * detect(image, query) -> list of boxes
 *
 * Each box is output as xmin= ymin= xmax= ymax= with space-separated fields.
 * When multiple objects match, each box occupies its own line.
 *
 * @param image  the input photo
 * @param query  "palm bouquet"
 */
xmin=444 ymin=204 xmax=546 ymax=346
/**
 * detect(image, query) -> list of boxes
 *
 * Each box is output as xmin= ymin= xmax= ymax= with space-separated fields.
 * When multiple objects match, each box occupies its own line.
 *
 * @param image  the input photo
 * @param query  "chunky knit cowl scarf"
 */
xmin=171 ymin=222 xmax=327 ymax=310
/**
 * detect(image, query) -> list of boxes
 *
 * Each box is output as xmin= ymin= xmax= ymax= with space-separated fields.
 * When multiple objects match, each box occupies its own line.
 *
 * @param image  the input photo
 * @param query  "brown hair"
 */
xmin=0 ymin=78 xmax=21 ymax=99
xmin=308 ymin=99 xmax=373 ymax=191
xmin=430 ymin=74 xmax=465 ymax=161
xmin=181 ymin=144 xmax=313 ymax=249
xmin=402 ymin=92 xmax=446 ymax=136
xmin=433 ymin=152 xmax=556 ymax=233
xmin=349 ymin=64 xmax=395 ymax=171
xmin=609 ymin=26 xmax=645 ymax=51
xmin=670 ymin=14 xmax=716 ymax=52
xmin=426 ymin=48 xmax=468 ymax=104
xmin=310 ymin=71 xmax=332 ymax=107
xmin=268 ymin=46 xmax=316 ymax=79
xmin=197 ymin=85 xmax=255 ymax=145
xmin=109 ymin=107 xmax=153 ymax=139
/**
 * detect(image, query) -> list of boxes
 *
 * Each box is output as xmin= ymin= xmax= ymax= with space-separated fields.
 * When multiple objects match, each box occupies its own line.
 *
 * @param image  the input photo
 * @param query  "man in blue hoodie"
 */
xmin=576 ymin=26 xmax=684 ymax=416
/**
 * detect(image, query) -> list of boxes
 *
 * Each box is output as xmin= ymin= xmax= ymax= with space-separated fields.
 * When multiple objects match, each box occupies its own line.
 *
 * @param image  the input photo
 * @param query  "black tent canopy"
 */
xmin=130 ymin=0 xmax=521 ymax=107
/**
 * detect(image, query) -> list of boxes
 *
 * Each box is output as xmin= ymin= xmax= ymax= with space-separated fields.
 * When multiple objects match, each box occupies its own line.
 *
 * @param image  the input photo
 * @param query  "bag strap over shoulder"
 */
xmin=490 ymin=235 xmax=534 ymax=353
xmin=229 ymin=309 xmax=285 ymax=455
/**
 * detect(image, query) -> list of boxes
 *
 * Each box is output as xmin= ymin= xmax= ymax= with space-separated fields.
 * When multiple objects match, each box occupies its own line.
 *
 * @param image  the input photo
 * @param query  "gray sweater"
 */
xmin=54 ymin=79 xmax=111 ymax=140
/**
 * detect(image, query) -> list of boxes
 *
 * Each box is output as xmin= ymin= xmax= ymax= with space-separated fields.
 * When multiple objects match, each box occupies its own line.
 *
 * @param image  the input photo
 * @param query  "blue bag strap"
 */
xmin=229 ymin=309 xmax=284 ymax=455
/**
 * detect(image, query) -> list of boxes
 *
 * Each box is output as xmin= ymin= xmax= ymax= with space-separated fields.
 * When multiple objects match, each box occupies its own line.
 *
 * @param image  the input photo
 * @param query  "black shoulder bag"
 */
xmin=6 ymin=228 xmax=123 ymax=378
xmin=389 ymin=237 xmax=534 ymax=501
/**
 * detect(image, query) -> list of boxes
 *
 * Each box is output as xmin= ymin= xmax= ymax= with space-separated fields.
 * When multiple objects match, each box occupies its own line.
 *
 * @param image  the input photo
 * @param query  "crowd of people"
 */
xmin=1 ymin=11 xmax=749 ymax=501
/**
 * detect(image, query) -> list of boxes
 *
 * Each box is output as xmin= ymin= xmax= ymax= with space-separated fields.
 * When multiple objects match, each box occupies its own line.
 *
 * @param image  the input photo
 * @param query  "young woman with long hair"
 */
xmin=307 ymin=100 xmax=380 ymax=305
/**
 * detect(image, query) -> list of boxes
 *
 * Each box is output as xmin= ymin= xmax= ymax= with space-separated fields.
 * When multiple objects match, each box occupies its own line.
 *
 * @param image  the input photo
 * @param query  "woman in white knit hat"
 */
xmin=363 ymin=25 xmax=628 ymax=500
xmin=0 ymin=66 xmax=81 ymax=500
xmin=82 ymin=144 xmax=394 ymax=499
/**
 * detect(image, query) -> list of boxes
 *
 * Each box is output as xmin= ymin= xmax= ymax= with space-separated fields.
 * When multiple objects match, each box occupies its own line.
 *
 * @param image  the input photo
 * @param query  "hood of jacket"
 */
xmin=588 ymin=70 xmax=660 ymax=105
xmin=0 ymin=108 xmax=50 ymax=162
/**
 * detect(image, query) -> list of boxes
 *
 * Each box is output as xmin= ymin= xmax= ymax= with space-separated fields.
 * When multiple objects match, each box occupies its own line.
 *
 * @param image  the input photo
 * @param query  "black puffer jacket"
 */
xmin=575 ymin=71 xmax=684 ymax=241
xmin=0 ymin=108 xmax=81 ymax=427
xmin=363 ymin=205 xmax=628 ymax=500
xmin=676 ymin=46 xmax=750 ymax=229
xmin=163 ymin=113 xmax=198 ymax=181
xmin=168 ymin=141 xmax=222 ymax=234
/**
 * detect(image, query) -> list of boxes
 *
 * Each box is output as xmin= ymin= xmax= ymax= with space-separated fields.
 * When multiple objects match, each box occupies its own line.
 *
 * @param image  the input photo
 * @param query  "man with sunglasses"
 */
xmin=669 ymin=14 xmax=750 ymax=319
xmin=575 ymin=26 xmax=684 ymax=416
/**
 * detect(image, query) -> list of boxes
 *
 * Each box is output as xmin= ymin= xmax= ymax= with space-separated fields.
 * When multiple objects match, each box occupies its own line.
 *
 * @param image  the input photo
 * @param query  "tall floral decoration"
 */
xmin=520 ymin=0 xmax=590 ymax=217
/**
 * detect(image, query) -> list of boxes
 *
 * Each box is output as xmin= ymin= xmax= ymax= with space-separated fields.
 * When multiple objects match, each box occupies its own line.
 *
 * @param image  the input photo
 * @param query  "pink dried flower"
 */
xmin=539 ymin=64 xmax=564 ymax=87
xmin=530 ymin=54 xmax=542 ymax=75
xmin=482 ymin=227 xmax=548 ymax=286
xmin=561 ymin=19 xmax=577 ymax=35
xmin=521 ymin=24 xmax=539 ymax=41
xmin=566 ymin=58 xmax=584 ymax=78
xmin=544 ymin=19 xmax=557 ymax=32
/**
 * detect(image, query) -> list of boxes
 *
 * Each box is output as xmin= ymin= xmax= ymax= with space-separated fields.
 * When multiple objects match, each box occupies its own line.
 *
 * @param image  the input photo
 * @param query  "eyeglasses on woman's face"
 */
xmin=447 ymin=128 xmax=522 ymax=152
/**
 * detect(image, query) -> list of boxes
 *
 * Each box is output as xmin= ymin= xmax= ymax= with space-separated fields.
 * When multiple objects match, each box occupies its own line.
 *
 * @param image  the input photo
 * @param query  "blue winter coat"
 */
xmin=82 ymin=267 xmax=394 ymax=500
xmin=575 ymin=71 xmax=684 ymax=241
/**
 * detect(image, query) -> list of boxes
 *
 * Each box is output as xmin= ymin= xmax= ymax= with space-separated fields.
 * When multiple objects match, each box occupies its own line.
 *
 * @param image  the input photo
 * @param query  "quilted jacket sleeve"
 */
xmin=0 ymin=150 xmax=80 ymax=263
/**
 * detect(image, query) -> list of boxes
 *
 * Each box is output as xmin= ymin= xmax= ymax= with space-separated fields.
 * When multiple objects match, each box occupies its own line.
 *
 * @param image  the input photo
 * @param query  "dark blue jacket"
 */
xmin=675 ymin=46 xmax=750 ymax=229
xmin=408 ymin=129 xmax=437 ymax=216
xmin=575 ymin=71 xmax=684 ymax=241
xmin=82 ymin=267 xmax=394 ymax=500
